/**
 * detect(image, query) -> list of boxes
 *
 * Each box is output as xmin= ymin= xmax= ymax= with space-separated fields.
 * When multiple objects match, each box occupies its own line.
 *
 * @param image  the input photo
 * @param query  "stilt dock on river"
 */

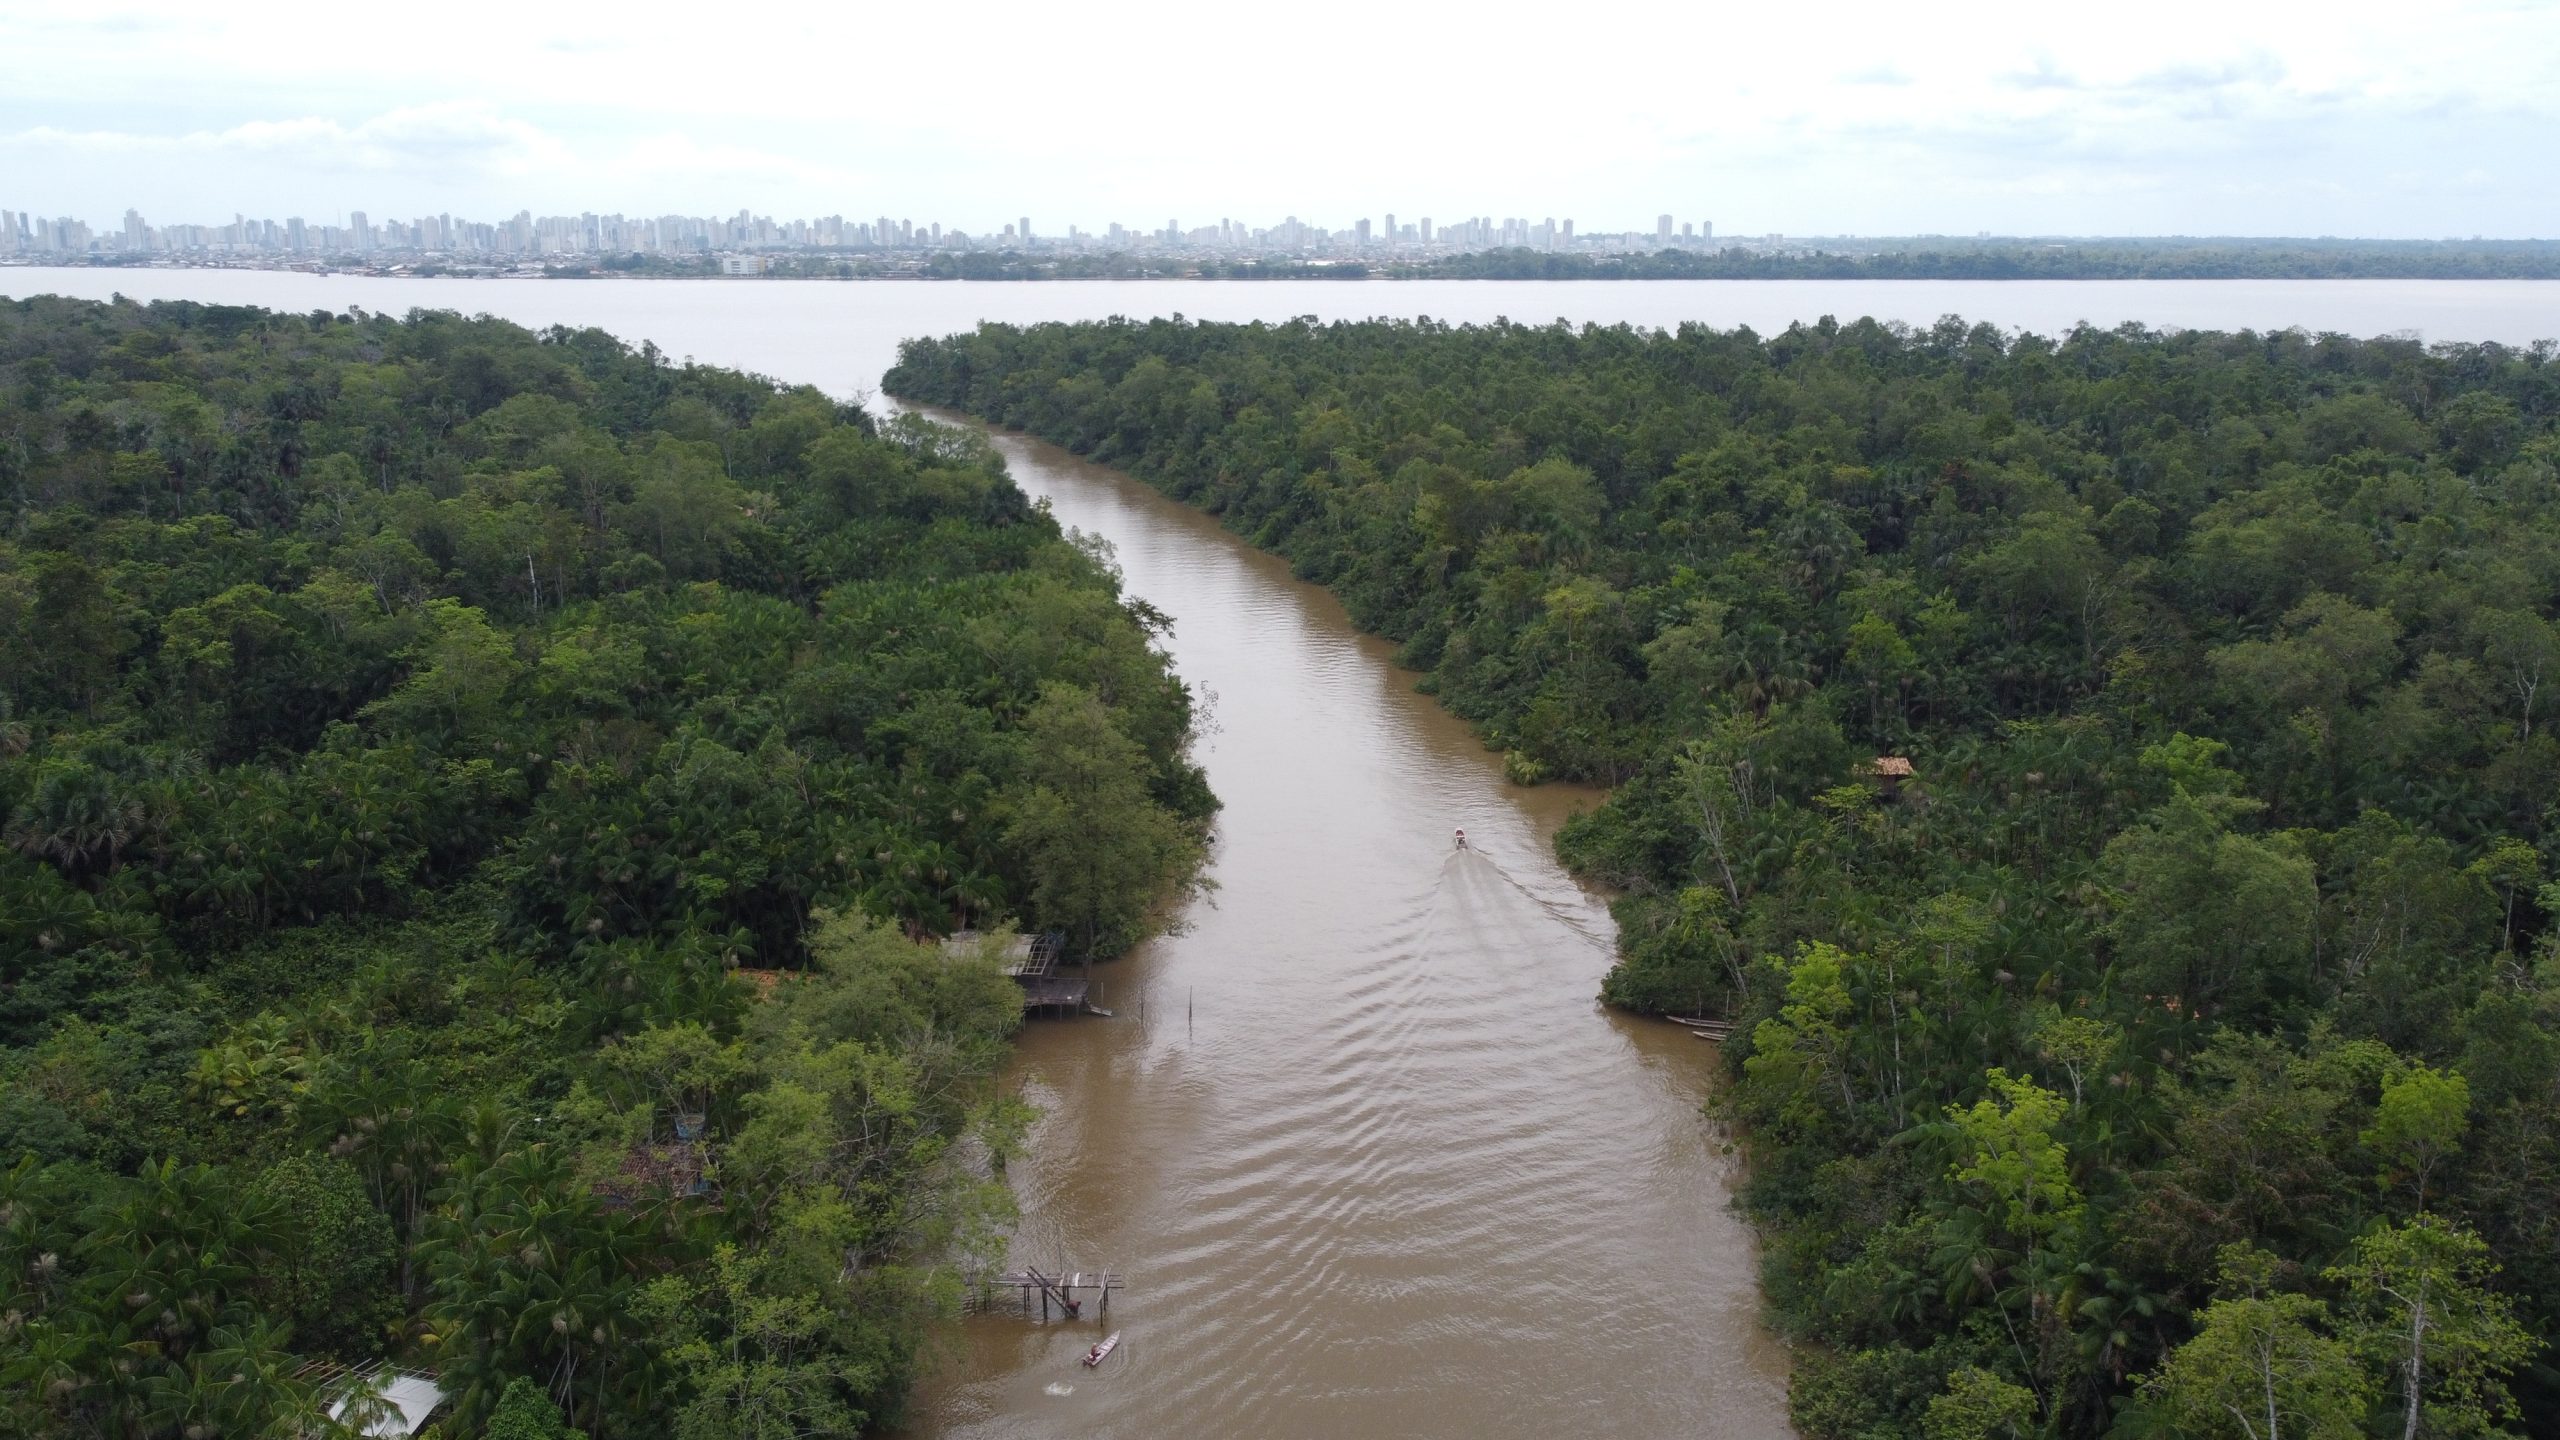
xmin=985 ymin=1265 xmax=1121 ymax=1320
xmin=946 ymin=930 xmax=1091 ymax=1014
xmin=1018 ymin=973 xmax=1091 ymax=1012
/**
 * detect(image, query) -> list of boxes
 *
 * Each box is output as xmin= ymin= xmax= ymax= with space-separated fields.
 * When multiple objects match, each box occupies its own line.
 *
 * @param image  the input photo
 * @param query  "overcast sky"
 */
xmin=4 ymin=0 xmax=2555 ymax=238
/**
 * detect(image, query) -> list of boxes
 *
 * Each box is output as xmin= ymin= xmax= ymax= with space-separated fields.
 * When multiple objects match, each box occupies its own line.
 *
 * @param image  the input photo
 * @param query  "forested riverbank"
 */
xmin=34 ymin=235 xmax=2558 ymax=288
xmin=886 ymin=315 xmax=2560 ymax=1438
xmin=1403 ymin=239 xmax=2560 ymax=282
xmin=0 ymin=296 xmax=1211 ymax=1436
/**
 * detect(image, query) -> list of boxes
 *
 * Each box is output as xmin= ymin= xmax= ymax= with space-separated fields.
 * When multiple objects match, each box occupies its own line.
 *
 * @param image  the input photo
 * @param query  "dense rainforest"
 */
xmin=887 ymin=314 xmax=2560 ymax=1439
xmin=0 ymin=296 xmax=1212 ymax=1437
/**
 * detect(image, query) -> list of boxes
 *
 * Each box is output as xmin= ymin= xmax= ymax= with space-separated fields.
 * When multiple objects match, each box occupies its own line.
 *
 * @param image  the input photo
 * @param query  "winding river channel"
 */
xmin=17 ymin=268 xmax=2560 ymax=1435
xmin=901 ymin=423 xmax=1789 ymax=1437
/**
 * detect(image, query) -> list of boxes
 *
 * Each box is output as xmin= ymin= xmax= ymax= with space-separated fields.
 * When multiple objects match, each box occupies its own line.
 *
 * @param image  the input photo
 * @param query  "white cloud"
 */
xmin=7 ymin=103 xmax=573 ymax=175
xmin=1 ymin=0 xmax=2555 ymax=234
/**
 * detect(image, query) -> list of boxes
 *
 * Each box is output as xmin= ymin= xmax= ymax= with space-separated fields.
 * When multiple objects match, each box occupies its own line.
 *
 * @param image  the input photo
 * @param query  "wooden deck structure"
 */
xmin=1020 ymin=973 xmax=1091 ymax=1012
xmin=985 ymin=1265 xmax=1121 ymax=1320
xmin=944 ymin=931 xmax=1097 ymax=1014
xmin=956 ymin=930 xmax=1099 ymax=1015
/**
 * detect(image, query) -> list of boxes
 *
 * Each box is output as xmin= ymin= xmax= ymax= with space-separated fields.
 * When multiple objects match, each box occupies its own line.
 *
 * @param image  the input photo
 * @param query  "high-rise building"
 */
xmin=1019 ymin=216 xmax=1032 ymax=244
xmin=1702 ymin=220 xmax=1713 ymax=239
xmin=1657 ymin=214 xmax=1674 ymax=244
xmin=1383 ymin=213 xmax=1396 ymax=247
xmin=1420 ymin=217 xmax=1432 ymax=244
xmin=1354 ymin=218 xmax=1371 ymax=246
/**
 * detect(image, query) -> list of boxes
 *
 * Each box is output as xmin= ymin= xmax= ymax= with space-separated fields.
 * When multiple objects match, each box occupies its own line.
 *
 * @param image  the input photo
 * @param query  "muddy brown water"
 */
xmin=897 ymin=425 xmax=1793 ymax=1439
xmin=27 ymin=264 xmax=2560 ymax=1435
xmin=5 ymin=269 xmax=1837 ymax=1436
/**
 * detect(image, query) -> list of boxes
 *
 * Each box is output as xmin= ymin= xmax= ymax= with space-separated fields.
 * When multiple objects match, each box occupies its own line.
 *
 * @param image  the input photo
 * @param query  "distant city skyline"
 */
xmin=1 ymin=203 xmax=1729 ymax=261
xmin=3 ymin=2 xmax=2555 ymax=237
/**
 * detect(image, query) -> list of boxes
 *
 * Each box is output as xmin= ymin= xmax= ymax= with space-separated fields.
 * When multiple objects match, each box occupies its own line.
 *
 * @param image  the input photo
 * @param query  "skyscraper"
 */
xmin=1657 ymin=214 xmax=1674 ymax=244
xmin=1020 ymin=216 xmax=1032 ymax=244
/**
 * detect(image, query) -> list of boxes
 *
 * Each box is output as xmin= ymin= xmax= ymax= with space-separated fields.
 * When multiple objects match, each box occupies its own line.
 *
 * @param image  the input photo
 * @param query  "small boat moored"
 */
xmin=1082 ymin=1332 xmax=1121 ymax=1368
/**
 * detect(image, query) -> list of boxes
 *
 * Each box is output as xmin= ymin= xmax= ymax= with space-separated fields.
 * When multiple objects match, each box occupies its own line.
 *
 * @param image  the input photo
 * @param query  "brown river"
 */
xmin=27 ymin=268 xmax=2547 ymax=1436
xmin=900 ymin=424 xmax=1790 ymax=1439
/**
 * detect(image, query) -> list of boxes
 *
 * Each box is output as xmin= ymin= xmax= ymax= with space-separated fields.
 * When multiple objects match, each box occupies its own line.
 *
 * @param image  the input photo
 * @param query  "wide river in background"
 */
xmin=15 ymin=270 xmax=2560 ymax=1436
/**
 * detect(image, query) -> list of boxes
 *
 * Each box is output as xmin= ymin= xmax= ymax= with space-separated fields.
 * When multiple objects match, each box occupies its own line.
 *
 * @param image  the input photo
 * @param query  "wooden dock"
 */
xmin=946 ymin=931 xmax=1095 ymax=1016
xmin=1019 ymin=973 xmax=1090 ymax=1012
xmin=985 ymin=1265 xmax=1120 ymax=1320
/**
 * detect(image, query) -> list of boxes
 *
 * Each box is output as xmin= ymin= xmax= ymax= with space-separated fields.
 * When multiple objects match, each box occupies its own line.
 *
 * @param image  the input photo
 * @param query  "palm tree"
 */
xmin=147 ymin=1320 xmax=332 ymax=1439
xmin=5 ymin=762 xmax=148 ymax=880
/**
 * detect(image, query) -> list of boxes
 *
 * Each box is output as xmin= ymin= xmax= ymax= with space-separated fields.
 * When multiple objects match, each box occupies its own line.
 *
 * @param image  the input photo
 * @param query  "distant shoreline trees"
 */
xmin=26 ymin=235 xmax=2560 ymax=283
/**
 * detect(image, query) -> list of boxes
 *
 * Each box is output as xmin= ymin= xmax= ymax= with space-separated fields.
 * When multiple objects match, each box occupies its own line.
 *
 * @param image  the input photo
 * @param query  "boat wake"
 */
xmin=1441 ymin=849 xmax=1615 ymax=954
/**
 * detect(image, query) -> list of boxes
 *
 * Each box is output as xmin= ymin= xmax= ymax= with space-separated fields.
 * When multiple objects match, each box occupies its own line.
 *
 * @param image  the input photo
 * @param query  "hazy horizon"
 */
xmin=6 ymin=0 xmax=2557 ymax=238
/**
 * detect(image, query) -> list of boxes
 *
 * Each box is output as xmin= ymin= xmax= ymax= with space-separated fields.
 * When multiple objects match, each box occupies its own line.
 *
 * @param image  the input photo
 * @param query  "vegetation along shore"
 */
xmin=16 ymin=236 xmax=2560 ymax=284
xmin=887 ymin=313 xmax=2560 ymax=1438
xmin=0 ymin=296 xmax=1213 ymax=1436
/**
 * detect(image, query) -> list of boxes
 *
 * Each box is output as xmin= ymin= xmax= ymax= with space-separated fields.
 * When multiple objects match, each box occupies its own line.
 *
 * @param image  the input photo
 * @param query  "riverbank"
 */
xmin=20 ymin=271 xmax=2560 ymax=360
xmin=15 ymin=234 xmax=2560 ymax=284
xmin=0 ymin=298 xmax=1220 ymax=1438
xmin=882 ymin=313 xmax=2560 ymax=1437
xmin=891 ymin=419 xmax=1790 ymax=1438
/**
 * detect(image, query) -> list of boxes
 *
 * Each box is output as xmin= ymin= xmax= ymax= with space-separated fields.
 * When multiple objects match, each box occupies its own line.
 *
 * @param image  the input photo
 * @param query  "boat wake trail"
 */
xmin=1441 ymin=849 xmax=1616 ymax=955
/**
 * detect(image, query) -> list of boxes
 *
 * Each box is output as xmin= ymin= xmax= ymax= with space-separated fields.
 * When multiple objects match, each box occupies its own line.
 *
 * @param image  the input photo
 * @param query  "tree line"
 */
xmin=1402 ymin=240 xmax=2560 ymax=281
xmin=885 ymin=313 xmax=2560 ymax=1439
xmin=0 ymin=295 xmax=1212 ymax=1436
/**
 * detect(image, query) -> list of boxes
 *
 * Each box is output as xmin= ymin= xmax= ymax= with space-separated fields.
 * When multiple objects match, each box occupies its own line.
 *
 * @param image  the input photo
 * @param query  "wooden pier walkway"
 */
xmin=985 ymin=1265 xmax=1121 ymax=1320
